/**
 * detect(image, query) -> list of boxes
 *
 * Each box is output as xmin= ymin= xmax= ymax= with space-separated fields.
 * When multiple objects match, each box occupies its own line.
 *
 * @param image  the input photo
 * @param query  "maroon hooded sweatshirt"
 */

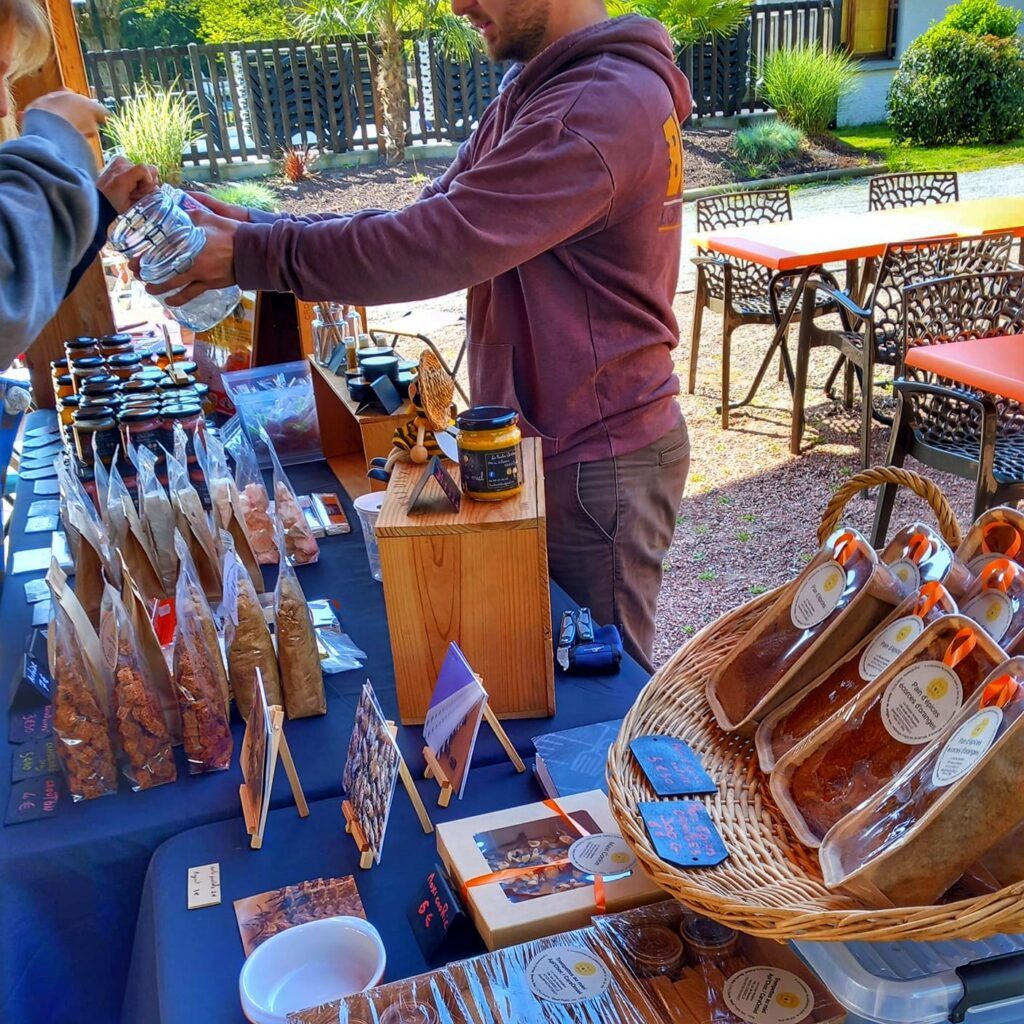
xmin=234 ymin=15 xmax=693 ymax=470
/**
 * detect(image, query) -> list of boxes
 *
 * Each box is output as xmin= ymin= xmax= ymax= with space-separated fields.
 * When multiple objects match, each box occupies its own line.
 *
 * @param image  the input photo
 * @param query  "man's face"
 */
xmin=451 ymin=0 xmax=553 ymax=62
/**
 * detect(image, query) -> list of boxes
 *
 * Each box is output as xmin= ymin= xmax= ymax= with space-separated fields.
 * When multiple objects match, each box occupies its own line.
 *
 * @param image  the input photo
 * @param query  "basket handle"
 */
xmin=817 ymin=466 xmax=962 ymax=549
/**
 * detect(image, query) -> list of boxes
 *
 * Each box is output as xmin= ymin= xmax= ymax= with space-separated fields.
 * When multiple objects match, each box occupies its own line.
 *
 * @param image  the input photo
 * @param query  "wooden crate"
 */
xmin=376 ymin=438 xmax=555 ymax=724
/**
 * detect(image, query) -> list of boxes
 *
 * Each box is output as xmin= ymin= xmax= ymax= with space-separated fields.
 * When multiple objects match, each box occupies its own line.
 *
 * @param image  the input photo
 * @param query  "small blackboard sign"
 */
xmin=639 ymin=800 xmax=729 ymax=868
xmin=630 ymin=735 xmax=717 ymax=797
xmin=9 ymin=703 xmax=54 ymax=744
xmin=14 ymin=652 xmax=52 ymax=706
xmin=407 ymin=456 xmax=462 ymax=516
xmin=327 ymin=342 xmax=348 ymax=375
xmin=12 ymin=738 xmax=59 ymax=782
xmin=370 ymin=374 xmax=405 ymax=415
xmin=5 ymin=775 xmax=60 ymax=825
xmin=407 ymin=863 xmax=474 ymax=962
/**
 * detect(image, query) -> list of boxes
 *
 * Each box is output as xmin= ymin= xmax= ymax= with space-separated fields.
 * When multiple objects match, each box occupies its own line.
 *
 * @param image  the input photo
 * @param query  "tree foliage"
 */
xmin=935 ymin=0 xmax=1022 ymax=39
xmin=607 ymin=0 xmax=751 ymax=46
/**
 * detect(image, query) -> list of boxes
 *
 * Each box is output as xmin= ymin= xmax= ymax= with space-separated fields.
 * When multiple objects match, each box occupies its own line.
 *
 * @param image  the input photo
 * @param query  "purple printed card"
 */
xmin=630 ymin=735 xmax=717 ymax=797
xmin=639 ymin=800 xmax=728 ymax=868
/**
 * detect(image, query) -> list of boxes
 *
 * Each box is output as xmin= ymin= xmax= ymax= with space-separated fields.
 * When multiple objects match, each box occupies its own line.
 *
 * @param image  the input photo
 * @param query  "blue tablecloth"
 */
xmin=0 ymin=412 xmax=650 ymax=1024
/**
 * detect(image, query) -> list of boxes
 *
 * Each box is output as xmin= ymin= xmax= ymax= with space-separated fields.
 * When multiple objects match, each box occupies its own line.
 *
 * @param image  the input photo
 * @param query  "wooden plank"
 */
xmin=253 ymin=45 xmax=277 ymax=158
xmin=326 ymin=453 xmax=373 ymax=500
xmin=300 ymin=41 xmax=327 ymax=150
xmin=222 ymin=43 xmax=249 ymax=163
xmin=319 ymin=42 xmax=341 ymax=152
xmin=334 ymin=39 xmax=357 ymax=152
xmin=285 ymin=38 xmax=312 ymax=149
xmin=188 ymin=43 xmax=220 ymax=179
xmin=204 ymin=45 xmax=232 ymax=165
xmin=269 ymin=41 xmax=291 ymax=152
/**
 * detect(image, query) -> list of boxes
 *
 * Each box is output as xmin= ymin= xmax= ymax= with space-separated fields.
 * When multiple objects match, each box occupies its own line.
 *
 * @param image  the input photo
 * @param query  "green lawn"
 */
xmin=835 ymin=123 xmax=1024 ymax=174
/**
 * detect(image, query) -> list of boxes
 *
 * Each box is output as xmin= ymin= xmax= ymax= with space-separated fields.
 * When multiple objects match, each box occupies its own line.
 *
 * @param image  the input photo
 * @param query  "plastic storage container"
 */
xmin=795 ymin=935 xmax=1024 ymax=1023
xmin=221 ymin=360 xmax=322 ymax=467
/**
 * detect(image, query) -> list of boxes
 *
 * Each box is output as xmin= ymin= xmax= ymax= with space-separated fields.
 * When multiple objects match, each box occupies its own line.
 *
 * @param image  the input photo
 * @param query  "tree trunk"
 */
xmin=376 ymin=17 xmax=408 ymax=163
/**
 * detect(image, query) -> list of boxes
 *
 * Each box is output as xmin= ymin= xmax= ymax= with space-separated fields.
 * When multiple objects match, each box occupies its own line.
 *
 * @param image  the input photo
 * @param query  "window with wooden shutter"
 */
xmin=842 ymin=0 xmax=899 ymax=59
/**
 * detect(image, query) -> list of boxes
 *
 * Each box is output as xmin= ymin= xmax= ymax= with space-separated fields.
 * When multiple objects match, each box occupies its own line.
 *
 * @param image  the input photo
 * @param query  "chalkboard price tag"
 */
xmin=9 ymin=703 xmax=54 ymax=744
xmin=630 ymin=735 xmax=717 ymax=797
xmin=407 ymin=863 xmax=473 ymax=962
xmin=12 ymin=738 xmax=60 ymax=782
xmin=5 ymin=775 xmax=60 ymax=825
xmin=408 ymin=456 xmax=461 ymax=516
xmin=639 ymin=800 xmax=729 ymax=868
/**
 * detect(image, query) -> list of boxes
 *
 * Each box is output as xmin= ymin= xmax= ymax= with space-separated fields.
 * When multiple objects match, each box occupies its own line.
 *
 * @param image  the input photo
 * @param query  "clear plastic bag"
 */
xmin=262 ymin=427 xmax=319 ymax=566
xmin=880 ymin=521 xmax=973 ymax=598
xmin=227 ymin=427 xmax=277 ymax=565
xmin=955 ymin=506 xmax=1024 ymax=576
xmin=135 ymin=444 xmax=179 ymax=593
xmin=173 ymin=531 xmax=233 ymax=773
xmin=308 ymin=599 xmax=366 ymax=674
xmin=100 ymin=583 xmax=177 ymax=790
xmin=167 ymin=448 xmax=223 ymax=603
xmin=959 ymin=557 xmax=1024 ymax=645
xmin=109 ymin=452 xmax=164 ymax=602
xmin=61 ymin=474 xmax=119 ymax=625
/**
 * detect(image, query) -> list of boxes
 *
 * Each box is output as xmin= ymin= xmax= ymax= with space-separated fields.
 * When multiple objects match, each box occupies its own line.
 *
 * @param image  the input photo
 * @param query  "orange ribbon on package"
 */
xmin=914 ymin=581 xmax=948 ymax=618
xmin=978 ymin=559 xmax=1019 ymax=593
xmin=981 ymin=521 xmax=1023 ymax=561
xmin=906 ymin=531 xmax=934 ymax=566
xmin=463 ymin=799 xmax=607 ymax=913
xmin=981 ymin=673 xmax=1022 ymax=709
xmin=833 ymin=531 xmax=859 ymax=566
xmin=943 ymin=627 xmax=977 ymax=669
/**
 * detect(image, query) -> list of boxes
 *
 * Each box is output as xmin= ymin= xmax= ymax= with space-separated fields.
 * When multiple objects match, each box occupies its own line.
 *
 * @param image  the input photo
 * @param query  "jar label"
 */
xmin=882 ymin=661 xmax=963 ymax=744
xmin=568 ymin=834 xmax=636 ymax=876
xmin=127 ymin=426 xmax=163 ymax=457
xmin=526 ymin=948 xmax=610 ymax=1003
xmin=790 ymin=561 xmax=845 ymax=629
xmin=963 ymin=590 xmax=1014 ymax=643
xmin=932 ymin=708 xmax=1003 ymax=788
xmin=889 ymin=558 xmax=921 ymax=592
xmin=723 ymin=967 xmax=814 ymax=1024
xmin=459 ymin=445 xmax=521 ymax=495
xmin=858 ymin=615 xmax=925 ymax=681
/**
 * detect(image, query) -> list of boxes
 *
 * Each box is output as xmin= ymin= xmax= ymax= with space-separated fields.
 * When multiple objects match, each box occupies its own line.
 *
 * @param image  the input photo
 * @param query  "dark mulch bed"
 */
xmin=210 ymin=129 xmax=877 ymax=215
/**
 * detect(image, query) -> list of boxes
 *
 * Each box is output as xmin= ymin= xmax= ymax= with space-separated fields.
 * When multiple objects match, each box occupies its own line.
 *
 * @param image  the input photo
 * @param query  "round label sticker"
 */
xmin=932 ymin=707 xmax=1003 ymax=787
xmin=858 ymin=615 xmax=925 ymax=681
xmin=568 ymin=834 xmax=636 ymax=876
xmin=790 ymin=561 xmax=846 ymax=630
xmin=963 ymin=590 xmax=1015 ymax=642
xmin=889 ymin=558 xmax=922 ymax=592
xmin=723 ymin=967 xmax=814 ymax=1024
xmin=526 ymin=948 xmax=610 ymax=1003
xmin=882 ymin=661 xmax=964 ymax=744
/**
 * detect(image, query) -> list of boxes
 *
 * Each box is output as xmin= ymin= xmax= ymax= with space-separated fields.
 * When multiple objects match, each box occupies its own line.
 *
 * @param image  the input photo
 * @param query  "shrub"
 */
xmin=207 ymin=181 xmax=278 ymax=212
xmin=758 ymin=44 xmax=860 ymax=137
xmin=281 ymin=145 xmax=319 ymax=183
xmin=732 ymin=120 xmax=804 ymax=176
xmin=888 ymin=27 xmax=1024 ymax=145
xmin=104 ymin=82 xmax=198 ymax=185
xmin=937 ymin=0 xmax=1022 ymax=38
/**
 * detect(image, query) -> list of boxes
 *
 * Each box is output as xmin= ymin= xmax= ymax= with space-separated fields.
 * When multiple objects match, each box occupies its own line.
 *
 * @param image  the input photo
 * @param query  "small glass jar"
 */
xmin=58 ymin=394 xmax=80 ymax=445
xmin=80 ymin=380 xmax=120 ymax=405
xmin=98 ymin=333 xmax=134 ymax=358
xmin=158 ymin=372 xmax=196 ymax=393
xmin=72 ymin=409 xmax=119 ymax=465
xmin=456 ymin=406 xmax=523 ymax=502
xmin=151 ymin=343 xmax=187 ymax=370
xmin=54 ymin=373 xmax=74 ymax=400
xmin=161 ymin=403 xmax=204 ymax=450
xmin=108 ymin=353 xmax=143 ymax=380
xmin=131 ymin=367 xmax=170 ymax=385
xmin=70 ymin=356 xmax=106 ymax=394
xmin=193 ymin=382 xmax=215 ymax=416
xmin=119 ymin=407 xmax=164 ymax=457
xmin=680 ymin=916 xmax=741 ymax=965
xmin=65 ymin=336 xmax=99 ymax=361
xmin=50 ymin=357 xmax=69 ymax=383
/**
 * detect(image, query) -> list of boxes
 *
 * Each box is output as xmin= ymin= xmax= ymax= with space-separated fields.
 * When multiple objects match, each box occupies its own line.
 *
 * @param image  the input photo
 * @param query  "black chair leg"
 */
xmin=870 ymin=398 xmax=910 ymax=547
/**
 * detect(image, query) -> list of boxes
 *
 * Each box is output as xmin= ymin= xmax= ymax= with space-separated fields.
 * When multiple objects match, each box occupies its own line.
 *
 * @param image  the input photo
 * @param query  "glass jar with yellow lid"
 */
xmin=456 ymin=406 xmax=523 ymax=502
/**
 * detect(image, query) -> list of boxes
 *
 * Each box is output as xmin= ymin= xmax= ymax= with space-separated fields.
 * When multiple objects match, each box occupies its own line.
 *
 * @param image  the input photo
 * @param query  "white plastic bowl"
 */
xmin=239 ymin=916 xmax=386 ymax=1024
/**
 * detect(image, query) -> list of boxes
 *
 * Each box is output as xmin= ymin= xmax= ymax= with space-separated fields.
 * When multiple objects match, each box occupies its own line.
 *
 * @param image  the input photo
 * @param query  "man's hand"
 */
xmin=26 ymin=90 xmax=107 ymax=139
xmin=97 ymin=156 xmax=160 ymax=214
xmin=144 ymin=206 xmax=239 ymax=306
xmin=187 ymin=190 xmax=252 ymax=223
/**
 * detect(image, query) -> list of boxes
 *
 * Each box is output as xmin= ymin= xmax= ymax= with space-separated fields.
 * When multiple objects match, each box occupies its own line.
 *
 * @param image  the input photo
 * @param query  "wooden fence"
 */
xmin=84 ymin=1 xmax=841 ymax=176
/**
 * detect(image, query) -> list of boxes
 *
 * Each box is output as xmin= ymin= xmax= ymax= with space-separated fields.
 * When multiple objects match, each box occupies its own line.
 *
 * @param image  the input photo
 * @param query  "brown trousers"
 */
xmin=545 ymin=419 xmax=690 ymax=672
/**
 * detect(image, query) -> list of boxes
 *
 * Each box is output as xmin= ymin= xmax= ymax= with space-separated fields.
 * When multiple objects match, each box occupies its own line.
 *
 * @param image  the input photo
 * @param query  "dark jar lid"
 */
xmin=55 ymin=373 xmax=74 ymax=388
xmin=162 ymin=403 xmax=203 ymax=419
xmin=680 ymin=916 xmax=739 ymax=956
xmin=169 ymin=359 xmax=198 ymax=376
xmin=122 ymin=379 xmax=158 ymax=395
xmin=80 ymin=373 xmax=119 ymax=390
xmin=100 ymin=333 xmax=133 ymax=346
xmin=357 ymin=346 xmax=395 ymax=363
xmin=456 ymin=406 xmax=519 ymax=431
xmin=51 ymin=358 xmax=69 ymax=372
xmin=109 ymin=353 xmax=143 ymax=369
xmin=80 ymin=394 xmax=120 ymax=409
xmin=119 ymin=407 xmax=162 ymax=424
xmin=59 ymin=395 xmax=81 ymax=411
xmin=81 ymin=384 xmax=120 ymax=402
xmin=131 ymin=368 xmax=170 ymax=383
xmin=70 ymin=356 xmax=106 ymax=372
xmin=65 ymin=336 xmax=98 ymax=351
xmin=73 ymin=407 xmax=116 ymax=424
xmin=159 ymin=373 xmax=196 ymax=389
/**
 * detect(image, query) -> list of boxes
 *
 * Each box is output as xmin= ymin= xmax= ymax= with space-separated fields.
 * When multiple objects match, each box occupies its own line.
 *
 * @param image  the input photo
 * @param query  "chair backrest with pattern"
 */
xmin=868 ymin=172 xmax=960 ymax=211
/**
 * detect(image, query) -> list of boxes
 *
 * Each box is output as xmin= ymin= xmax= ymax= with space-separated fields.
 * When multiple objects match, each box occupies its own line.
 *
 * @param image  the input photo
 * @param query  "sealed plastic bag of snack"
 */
xmin=275 ymin=527 xmax=326 ymax=719
xmin=136 ymin=444 xmax=178 ymax=593
xmin=708 ymin=528 xmax=904 ymax=733
xmin=100 ymin=583 xmax=177 ymax=790
xmin=955 ymin=507 xmax=1024 ymax=575
xmin=173 ymin=531 xmax=233 ymax=773
xmin=770 ymin=616 xmax=1005 ymax=846
xmin=222 ymin=546 xmax=281 ymax=718
xmin=959 ymin=558 xmax=1024 ymax=645
xmin=47 ymin=568 xmax=118 ymax=801
xmin=594 ymin=904 xmax=845 ymax=1024
xmin=880 ymin=522 xmax=972 ymax=598
xmin=756 ymin=581 xmax=958 ymax=772
xmin=168 ymin=449 xmax=223 ymax=602
xmin=108 ymin=454 xmax=164 ymax=603
xmin=65 ymin=490 xmax=118 ymax=626
xmin=820 ymin=658 xmax=1024 ymax=907
xmin=229 ymin=429 xmax=277 ymax=565
xmin=262 ymin=428 xmax=319 ymax=566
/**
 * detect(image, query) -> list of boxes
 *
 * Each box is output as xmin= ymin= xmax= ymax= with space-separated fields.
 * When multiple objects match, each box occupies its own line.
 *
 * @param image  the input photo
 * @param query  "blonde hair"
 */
xmin=0 ymin=0 xmax=51 ymax=140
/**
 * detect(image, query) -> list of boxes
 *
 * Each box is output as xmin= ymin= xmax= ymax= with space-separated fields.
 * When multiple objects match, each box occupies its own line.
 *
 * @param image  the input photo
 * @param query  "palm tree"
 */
xmin=292 ymin=0 xmax=476 ymax=163
xmin=609 ymin=0 xmax=751 ymax=45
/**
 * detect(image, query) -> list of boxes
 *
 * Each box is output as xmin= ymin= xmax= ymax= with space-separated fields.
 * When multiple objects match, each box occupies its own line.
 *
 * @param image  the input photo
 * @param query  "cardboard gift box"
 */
xmin=436 ymin=790 xmax=664 ymax=951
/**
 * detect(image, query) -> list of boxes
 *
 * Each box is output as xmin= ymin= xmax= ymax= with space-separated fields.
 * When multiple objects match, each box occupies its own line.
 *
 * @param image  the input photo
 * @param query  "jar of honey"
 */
xmin=152 ymin=342 xmax=187 ymax=370
xmin=65 ymin=336 xmax=99 ymax=361
xmin=70 ymin=356 xmax=107 ymax=394
xmin=121 ymin=379 xmax=159 ymax=401
xmin=130 ymin=367 xmax=170 ymax=386
xmin=119 ymin=406 xmax=164 ymax=458
xmin=54 ymin=373 xmax=74 ymax=400
xmin=98 ymin=333 xmax=134 ymax=358
xmin=50 ymin=357 xmax=69 ymax=386
xmin=456 ymin=406 xmax=523 ymax=502
xmin=72 ymin=408 xmax=118 ymax=465
xmin=58 ymin=394 xmax=80 ymax=445
xmin=108 ymin=353 xmax=143 ymax=380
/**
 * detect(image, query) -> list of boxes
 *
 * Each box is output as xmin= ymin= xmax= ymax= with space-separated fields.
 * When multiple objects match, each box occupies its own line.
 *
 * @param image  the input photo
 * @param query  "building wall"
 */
xmin=837 ymin=0 xmax=1024 ymax=126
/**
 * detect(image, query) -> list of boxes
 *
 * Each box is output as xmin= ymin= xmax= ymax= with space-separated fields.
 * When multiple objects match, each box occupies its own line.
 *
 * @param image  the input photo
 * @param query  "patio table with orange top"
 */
xmin=904 ymin=334 xmax=1024 ymax=403
xmin=692 ymin=196 xmax=1024 ymax=425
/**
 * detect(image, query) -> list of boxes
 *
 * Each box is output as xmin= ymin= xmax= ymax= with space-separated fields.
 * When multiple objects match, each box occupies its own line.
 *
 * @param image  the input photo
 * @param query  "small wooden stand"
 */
xmin=342 ymin=798 xmax=375 ymax=870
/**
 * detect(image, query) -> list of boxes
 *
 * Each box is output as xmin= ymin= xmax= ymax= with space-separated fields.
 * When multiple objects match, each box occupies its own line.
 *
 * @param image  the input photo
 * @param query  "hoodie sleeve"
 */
xmin=234 ymin=115 xmax=614 ymax=306
xmin=0 ymin=109 xmax=98 ymax=364
xmin=417 ymin=139 xmax=472 ymax=201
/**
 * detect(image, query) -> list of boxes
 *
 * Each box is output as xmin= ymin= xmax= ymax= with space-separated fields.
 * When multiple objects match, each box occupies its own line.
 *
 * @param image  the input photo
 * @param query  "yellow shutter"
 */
xmin=844 ymin=0 xmax=892 ymax=57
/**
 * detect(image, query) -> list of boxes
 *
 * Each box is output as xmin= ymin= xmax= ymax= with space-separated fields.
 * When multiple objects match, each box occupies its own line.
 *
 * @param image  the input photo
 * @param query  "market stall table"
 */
xmin=904 ymin=334 xmax=1024 ymax=402
xmin=694 ymin=195 xmax=1024 ymax=442
xmin=0 ymin=412 xmax=650 ymax=1024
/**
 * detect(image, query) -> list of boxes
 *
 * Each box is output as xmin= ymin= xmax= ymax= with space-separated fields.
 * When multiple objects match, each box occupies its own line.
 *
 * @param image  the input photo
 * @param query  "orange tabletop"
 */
xmin=694 ymin=196 xmax=1024 ymax=271
xmin=905 ymin=335 xmax=1024 ymax=404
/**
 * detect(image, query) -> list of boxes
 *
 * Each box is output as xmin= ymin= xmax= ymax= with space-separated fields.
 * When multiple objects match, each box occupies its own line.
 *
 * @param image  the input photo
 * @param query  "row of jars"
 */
xmin=52 ymin=336 xmax=193 ymax=398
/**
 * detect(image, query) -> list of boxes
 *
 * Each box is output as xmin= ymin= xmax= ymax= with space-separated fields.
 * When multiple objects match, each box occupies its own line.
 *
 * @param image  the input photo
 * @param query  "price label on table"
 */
xmin=5 ymin=775 xmax=60 ymax=825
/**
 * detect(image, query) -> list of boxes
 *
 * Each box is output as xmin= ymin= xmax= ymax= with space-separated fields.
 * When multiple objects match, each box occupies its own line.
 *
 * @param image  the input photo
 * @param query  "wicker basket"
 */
xmin=607 ymin=466 xmax=1024 ymax=942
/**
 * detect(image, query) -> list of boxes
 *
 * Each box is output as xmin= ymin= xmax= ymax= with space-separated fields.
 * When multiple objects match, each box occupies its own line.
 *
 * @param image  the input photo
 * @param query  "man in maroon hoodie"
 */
xmin=152 ymin=1 xmax=693 ymax=671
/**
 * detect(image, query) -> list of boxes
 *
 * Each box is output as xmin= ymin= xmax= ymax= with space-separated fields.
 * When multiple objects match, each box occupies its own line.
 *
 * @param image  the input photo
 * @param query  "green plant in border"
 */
xmin=732 ymin=119 xmax=803 ymax=176
xmin=934 ymin=0 xmax=1022 ymax=39
xmin=758 ymin=43 xmax=860 ymax=137
xmin=608 ymin=0 xmax=751 ymax=46
xmin=206 ymin=181 xmax=278 ymax=213
xmin=104 ymin=81 xmax=199 ymax=185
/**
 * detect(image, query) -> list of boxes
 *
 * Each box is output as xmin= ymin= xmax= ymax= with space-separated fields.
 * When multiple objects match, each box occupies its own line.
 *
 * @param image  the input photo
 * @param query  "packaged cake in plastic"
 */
xmin=262 ymin=428 xmax=319 ymax=567
xmin=594 ymin=903 xmax=845 ymax=1024
xmin=450 ymin=928 xmax=658 ymax=1024
xmin=879 ymin=522 xmax=972 ymax=597
xmin=958 ymin=558 xmax=1024 ymax=645
xmin=770 ymin=615 xmax=1005 ymax=846
xmin=288 ymin=969 xmax=473 ymax=1024
xmin=708 ymin=528 xmax=903 ymax=732
xmin=231 ymin=429 xmax=277 ymax=565
xmin=955 ymin=506 xmax=1024 ymax=575
xmin=820 ymin=658 xmax=1024 ymax=907
xmin=755 ymin=581 xmax=958 ymax=772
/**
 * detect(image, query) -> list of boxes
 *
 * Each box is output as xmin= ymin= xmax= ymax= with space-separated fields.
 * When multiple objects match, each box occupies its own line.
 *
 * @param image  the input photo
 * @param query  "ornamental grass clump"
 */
xmin=758 ymin=44 xmax=860 ymax=137
xmin=733 ymin=120 xmax=804 ymax=177
xmin=104 ymin=82 xmax=198 ymax=186
xmin=207 ymin=181 xmax=278 ymax=213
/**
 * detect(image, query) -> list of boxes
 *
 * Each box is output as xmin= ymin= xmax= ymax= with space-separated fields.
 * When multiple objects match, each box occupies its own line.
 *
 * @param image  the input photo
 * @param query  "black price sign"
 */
xmin=5 ymin=775 xmax=60 ymax=825
xmin=406 ymin=864 xmax=472 ymax=961
xmin=12 ymin=739 xmax=60 ymax=782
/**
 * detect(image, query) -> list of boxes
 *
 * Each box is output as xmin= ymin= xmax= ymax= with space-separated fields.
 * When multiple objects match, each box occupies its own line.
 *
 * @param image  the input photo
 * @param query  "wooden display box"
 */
xmin=376 ymin=438 xmax=554 ymax=725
